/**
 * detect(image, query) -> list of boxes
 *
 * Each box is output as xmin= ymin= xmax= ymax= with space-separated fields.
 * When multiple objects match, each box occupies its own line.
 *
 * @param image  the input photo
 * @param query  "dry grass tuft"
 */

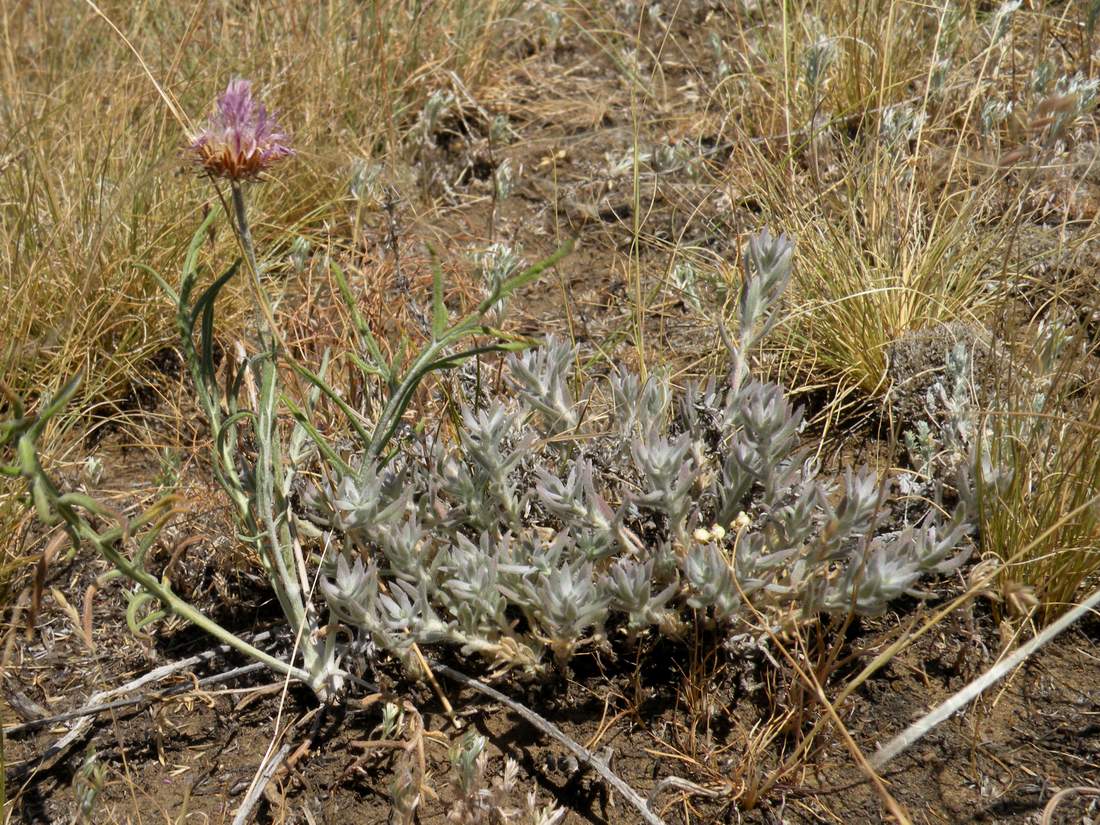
xmin=979 ymin=360 xmax=1100 ymax=624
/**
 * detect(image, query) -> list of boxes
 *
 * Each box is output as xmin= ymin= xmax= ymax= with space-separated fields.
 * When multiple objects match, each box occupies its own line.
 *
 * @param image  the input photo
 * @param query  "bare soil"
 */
xmin=7 ymin=572 xmax=1100 ymax=824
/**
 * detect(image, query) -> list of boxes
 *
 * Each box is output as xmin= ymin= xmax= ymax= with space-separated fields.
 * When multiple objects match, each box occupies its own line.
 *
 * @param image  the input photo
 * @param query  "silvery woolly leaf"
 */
xmin=533 ymin=559 xmax=609 ymax=641
xmin=319 ymin=555 xmax=380 ymax=627
xmin=684 ymin=543 xmax=740 ymax=619
xmin=535 ymin=461 xmax=614 ymax=534
xmin=324 ymin=461 xmax=409 ymax=544
xmin=612 ymin=366 xmax=672 ymax=439
xmin=507 ymin=339 xmax=578 ymax=436
xmin=604 ymin=557 xmax=678 ymax=628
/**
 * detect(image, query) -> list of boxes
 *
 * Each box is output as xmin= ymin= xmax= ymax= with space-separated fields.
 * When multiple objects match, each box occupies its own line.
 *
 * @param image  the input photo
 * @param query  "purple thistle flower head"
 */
xmin=188 ymin=78 xmax=293 ymax=181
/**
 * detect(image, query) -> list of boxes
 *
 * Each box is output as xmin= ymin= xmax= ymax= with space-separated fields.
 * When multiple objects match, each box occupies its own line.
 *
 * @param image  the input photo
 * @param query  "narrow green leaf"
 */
xmin=366 ymin=238 xmax=572 ymax=459
xmin=30 ymin=475 xmax=55 ymax=525
xmin=428 ymin=243 xmax=448 ymax=339
xmin=136 ymin=609 xmax=167 ymax=632
xmin=290 ymin=362 xmax=374 ymax=454
xmin=172 ymin=213 xmax=229 ymax=425
xmin=483 ymin=237 xmax=574 ymax=313
xmin=214 ymin=410 xmax=256 ymax=473
xmin=288 ymin=350 xmax=329 ymax=463
xmin=283 ymin=397 xmax=354 ymax=476
xmin=134 ymin=262 xmax=178 ymax=304
xmin=180 ymin=210 xmax=219 ymax=310
xmin=330 ymin=262 xmax=386 ymax=366
xmin=196 ymin=261 xmax=241 ymax=392
xmin=420 ymin=342 xmax=527 ymax=373
xmin=191 ymin=259 xmax=241 ymax=330
xmin=55 ymin=492 xmax=112 ymax=517
xmin=126 ymin=591 xmax=163 ymax=635
xmin=393 ymin=336 xmax=409 ymax=377
xmin=224 ymin=354 xmax=252 ymax=415
xmin=347 ymin=351 xmax=388 ymax=379
xmin=477 ymin=327 xmax=539 ymax=351
xmin=28 ymin=375 xmax=82 ymax=440
xmin=0 ymin=380 xmax=24 ymax=422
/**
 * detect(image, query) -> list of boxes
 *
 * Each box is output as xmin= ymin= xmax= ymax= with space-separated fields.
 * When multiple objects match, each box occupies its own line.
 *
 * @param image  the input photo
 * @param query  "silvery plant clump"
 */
xmin=313 ymin=231 xmax=974 ymax=676
xmin=903 ymin=341 xmax=984 ymax=485
xmin=905 ymin=314 xmax=1079 ymax=511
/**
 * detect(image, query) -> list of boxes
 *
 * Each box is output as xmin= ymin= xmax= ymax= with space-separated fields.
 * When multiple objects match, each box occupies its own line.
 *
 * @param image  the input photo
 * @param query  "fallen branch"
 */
xmin=1040 ymin=786 xmax=1100 ymax=825
xmin=17 ymin=631 xmax=272 ymax=774
xmin=871 ymin=584 xmax=1100 ymax=770
xmin=647 ymin=775 xmax=728 ymax=811
xmin=231 ymin=742 xmax=293 ymax=825
xmin=6 ymin=661 xmax=266 ymax=735
xmin=431 ymin=661 xmax=666 ymax=825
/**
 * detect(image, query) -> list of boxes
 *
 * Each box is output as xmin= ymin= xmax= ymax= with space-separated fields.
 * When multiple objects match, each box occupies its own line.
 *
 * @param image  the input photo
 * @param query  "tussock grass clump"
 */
xmin=976 ymin=350 xmax=1100 ymax=624
xmin=898 ymin=314 xmax=1100 ymax=625
xmin=704 ymin=0 xmax=1100 ymax=420
xmin=981 ymin=404 xmax=1100 ymax=623
xmin=751 ymin=145 xmax=1006 ymax=406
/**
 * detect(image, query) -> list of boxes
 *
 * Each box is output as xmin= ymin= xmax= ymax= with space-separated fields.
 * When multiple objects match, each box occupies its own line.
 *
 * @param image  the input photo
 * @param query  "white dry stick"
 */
xmin=1040 ymin=786 xmax=1100 ymax=824
xmin=7 ymin=661 xmax=265 ymax=734
xmin=231 ymin=742 xmax=293 ymax=825
xmin=647 ymin=775 xmax=728 ymax=811
xmin=26 ymin=632 xmax=273 ymax=774
xmin=431 ymin=662 xmax=667 ymax=825
xmin=871 ymin=584 xmax=1100 ymax=770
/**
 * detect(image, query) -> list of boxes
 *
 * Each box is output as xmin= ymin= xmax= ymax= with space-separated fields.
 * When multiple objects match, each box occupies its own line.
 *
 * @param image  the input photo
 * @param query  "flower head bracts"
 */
xmin=189 ymin=78 xmax=293 ymax=181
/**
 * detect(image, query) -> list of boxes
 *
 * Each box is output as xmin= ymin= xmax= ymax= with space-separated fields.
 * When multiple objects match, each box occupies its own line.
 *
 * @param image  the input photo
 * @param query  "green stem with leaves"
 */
xmin=2 ymin=378 xmax=312 ymax=683
xmin=230 ymin=181 xmax=280 ymax=355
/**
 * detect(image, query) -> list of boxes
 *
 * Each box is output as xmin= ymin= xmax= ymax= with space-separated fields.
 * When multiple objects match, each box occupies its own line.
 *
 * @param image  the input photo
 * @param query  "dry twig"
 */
xmin=5 ymin=661 xmax=266 ymax=736
xmin=431 ymin=661 xmax=666 ymax=825
xmin=871 ymin=584 xmax=1100 ymax=770
xmin=13 ymin=632 xmax=274 ymax=774
xmin=231 ymin=742 xmax=293 ymax=825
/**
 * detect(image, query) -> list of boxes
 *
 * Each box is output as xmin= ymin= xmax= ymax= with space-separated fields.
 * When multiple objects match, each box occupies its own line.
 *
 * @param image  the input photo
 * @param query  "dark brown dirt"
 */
xmin=6 ymin=579 xmax=1100 ymax=824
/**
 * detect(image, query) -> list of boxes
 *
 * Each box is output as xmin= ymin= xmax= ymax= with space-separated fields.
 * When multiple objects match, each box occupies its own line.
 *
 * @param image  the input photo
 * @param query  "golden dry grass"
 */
xmin=0 ymin=0 xmax=518 ymax=406
xmin=703 ymin=2 xmax=1100 ymax=413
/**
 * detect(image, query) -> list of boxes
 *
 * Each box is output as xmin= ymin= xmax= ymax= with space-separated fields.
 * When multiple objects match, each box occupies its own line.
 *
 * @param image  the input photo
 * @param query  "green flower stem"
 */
xmin=98 ymin=533 xmax=311 ymax=683
xmin=228 ymin=190 xmax=332 ymax=692
xmin=16 ymin=437 xmax=312 ymax=685
xmin=369 ymin=240 xmax=573 ymax=453
xmin=227 ymin=188 xmax=309 ymax=643
xmin=230 ymin=182 xmax=279 ymax=354
xmin=254 ymin=358 xmax=309 ymax=636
